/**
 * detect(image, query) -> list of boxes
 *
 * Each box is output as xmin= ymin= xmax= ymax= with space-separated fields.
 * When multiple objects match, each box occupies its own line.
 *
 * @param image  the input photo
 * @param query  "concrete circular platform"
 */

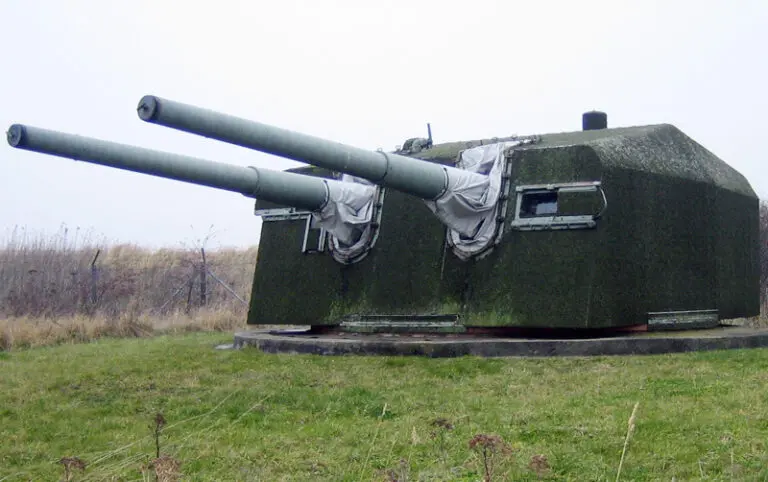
xmin=233 ymin=324 xmax=768 ymax=357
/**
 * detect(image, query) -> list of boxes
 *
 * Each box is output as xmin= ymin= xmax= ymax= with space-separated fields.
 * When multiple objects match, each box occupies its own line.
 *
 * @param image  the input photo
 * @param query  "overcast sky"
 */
xmin=1 ymin=0 xmax=766 ymax=250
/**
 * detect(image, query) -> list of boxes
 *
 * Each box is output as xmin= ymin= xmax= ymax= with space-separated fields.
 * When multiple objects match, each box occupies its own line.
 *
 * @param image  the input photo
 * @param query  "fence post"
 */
xmin=90 ymin=249 xmax=101 ymax=306
xmin=186 ymin=265 xmax=195 ymax=314
xmin=200 ymin=248 xmax=207 ymax=307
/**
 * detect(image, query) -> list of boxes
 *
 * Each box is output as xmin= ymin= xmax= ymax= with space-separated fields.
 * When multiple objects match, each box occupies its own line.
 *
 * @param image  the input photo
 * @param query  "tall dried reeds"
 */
xmin=0 ymin=225 xmax=257 ymax=347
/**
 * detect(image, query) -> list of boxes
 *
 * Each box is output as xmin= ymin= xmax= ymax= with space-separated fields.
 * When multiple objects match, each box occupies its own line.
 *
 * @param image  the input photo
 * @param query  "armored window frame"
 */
xmin=252 ymin=207 xmax=327 ymax=254
xmin=510 ymin=181 xmax=604 ymax=231
xmin=301 ymin=215 xmax=327 ymax=254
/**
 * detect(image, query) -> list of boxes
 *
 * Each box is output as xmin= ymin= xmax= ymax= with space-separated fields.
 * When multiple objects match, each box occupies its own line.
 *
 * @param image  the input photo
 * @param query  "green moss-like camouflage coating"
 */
xmin=247 ymin=124 xmax=760 ymax=328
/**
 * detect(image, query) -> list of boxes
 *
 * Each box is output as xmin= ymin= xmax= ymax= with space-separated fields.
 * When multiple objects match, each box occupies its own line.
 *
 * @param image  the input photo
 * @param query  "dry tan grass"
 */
xmin=150 ymin=455 xmax=182 ymax=482
xmin=0 ymin=307 xmax=248 ymax=351
xmin=0 ymin=225 xmax=258 ymax=322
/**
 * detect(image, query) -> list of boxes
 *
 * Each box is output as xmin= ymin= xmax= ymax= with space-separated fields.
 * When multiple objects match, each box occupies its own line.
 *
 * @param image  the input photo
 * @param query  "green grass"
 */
xmin=2 ymin=334 xmax=768 ymax=481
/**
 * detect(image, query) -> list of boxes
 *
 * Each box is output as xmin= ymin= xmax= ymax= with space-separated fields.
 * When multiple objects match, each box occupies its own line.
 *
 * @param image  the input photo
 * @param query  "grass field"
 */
xmin=2 ymin=333 xmax=768 ymax=481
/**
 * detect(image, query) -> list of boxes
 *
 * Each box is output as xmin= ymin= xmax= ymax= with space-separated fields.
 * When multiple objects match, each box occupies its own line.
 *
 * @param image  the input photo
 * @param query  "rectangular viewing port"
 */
xmin=510 ymin=181 xmax=603 ymax=231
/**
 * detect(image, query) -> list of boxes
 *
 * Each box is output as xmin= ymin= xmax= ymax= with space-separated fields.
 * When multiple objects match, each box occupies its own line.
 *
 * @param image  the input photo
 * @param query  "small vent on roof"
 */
xmin=582 ymin=111 xmax=608 ymax=131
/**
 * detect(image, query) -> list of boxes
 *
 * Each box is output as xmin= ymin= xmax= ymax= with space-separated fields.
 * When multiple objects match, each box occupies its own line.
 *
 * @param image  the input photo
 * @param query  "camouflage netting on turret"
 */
xmin=248 ymin=124 xmax=760 ymax=329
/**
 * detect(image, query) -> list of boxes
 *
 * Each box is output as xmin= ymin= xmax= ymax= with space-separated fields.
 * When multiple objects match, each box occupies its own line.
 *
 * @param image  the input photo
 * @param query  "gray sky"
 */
xmin=1 ymin=0 xmax=766 ymax=249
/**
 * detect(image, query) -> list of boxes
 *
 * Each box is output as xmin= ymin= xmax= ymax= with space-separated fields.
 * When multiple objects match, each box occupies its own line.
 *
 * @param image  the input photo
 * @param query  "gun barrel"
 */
xmin=137 ymin=95 xmax=484 ymax=201
xmin=6 ymin=124 xmax=329 ymax=212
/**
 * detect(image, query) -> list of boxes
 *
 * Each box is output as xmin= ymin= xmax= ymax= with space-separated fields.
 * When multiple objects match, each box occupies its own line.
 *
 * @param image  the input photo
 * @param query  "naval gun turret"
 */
xmin=5 ymin=97 xmax=760 ymax=333
xmin=133 ymin=96 xmax=760 ymax=332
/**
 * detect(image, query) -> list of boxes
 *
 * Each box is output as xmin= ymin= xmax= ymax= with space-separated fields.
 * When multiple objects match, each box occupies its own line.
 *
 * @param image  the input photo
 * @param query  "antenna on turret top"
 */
xmin=426 ymin=123 xmax=433 ymax=148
